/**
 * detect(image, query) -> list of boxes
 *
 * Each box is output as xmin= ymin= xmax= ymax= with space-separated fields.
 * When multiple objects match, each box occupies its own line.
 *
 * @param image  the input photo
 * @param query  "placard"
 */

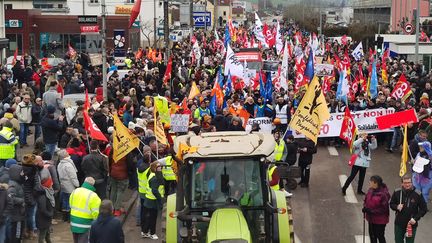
xmin=170 ymin=114 xmax=189 ymax=133
xmin=245 ymin=117 xmax=273 ymax=133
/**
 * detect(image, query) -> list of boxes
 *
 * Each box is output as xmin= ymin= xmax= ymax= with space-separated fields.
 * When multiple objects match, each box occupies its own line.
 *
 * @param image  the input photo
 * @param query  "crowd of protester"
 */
xmin=0 ymin=18 xmax=431 ymax=243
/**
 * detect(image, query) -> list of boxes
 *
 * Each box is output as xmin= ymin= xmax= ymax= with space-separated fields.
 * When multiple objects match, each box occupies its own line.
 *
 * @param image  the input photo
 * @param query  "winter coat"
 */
xmin=352 ymin=138 xmax=378 ymax=168
xmin=390 ymin=187 xmax=428 ymax=228
xmin=31 ymin=104 xmax=42 ymax=124
xmin=0 ymin=183 xmax=8 ymax=225
xmin=35 ymin=190 xmax=54 ymax=230
xmin=58 ymin=158 xmax=80 ymax=193
xmin=67 ymin=147 xmax=85 ymax=184
xmin=41 ymin=115 xmax=63 ymax=144
xmin=42 ymin=87 xmax=64 ymax=118
xmin=45 ymin=162 xmax=60 ymax=192
xmin=22 ymin=164 xmax=37 ymax=207
xmin=285 ymin=141 xmax=298 ymax=166
xmin=15 ymin=101 xmax=32 ymax=124
xmin=212 ymin=115 xmax=229 ymax=132
xmin=81 ymin=152 xmax=108 ymax=184
xmin=0 ymin=166 xmax=9 ymax=184
xmin=297 ymin=139 xmax=317 ymax=166
xmin=5 ymin=165 xmax=25 ymax=222
xmin=364 ymin=185 xmax=391 ymax=225
xmin=89 ymin=215 xmax=124 ymax=243
xmin=109 ymin=156 xmax=128 ymax=181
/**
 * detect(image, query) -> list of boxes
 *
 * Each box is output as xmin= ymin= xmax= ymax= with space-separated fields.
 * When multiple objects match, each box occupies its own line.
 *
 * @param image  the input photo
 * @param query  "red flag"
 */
xmin=341 ymin=35 xmax=348 ymax=46
xmin=376 ymin=109 xmax=418 ymax=130
xmin=163 ymin=57 xmax=172 ymax=85
xmin=294 ymin=56 xmax=307 ymax=92
xmin=128 ymin=0 xmax=142 ymax=28
xmin=12 ymin=48 xmax=18 ymax=65
xmin=322 ymin=75 xmax=333 ymax=93
xmin=67 ymin=44 xmax=77 ymax=59
xmin=211 ymin=81 xmax=224 ymax=108
xmin=83 ymin=111 xmax=108 ymax=142
xmin=390 ymin=74 xmax=412 ymax=101
xmin=135 ymin=48 xmax=143 ymax=60
xmin=339 ymin=107 xmax=357 ymax=152
xmin=84 ymin=89 xmax=90 ymax=111
xmin=263 ymin=24 xmax=275 ymax=48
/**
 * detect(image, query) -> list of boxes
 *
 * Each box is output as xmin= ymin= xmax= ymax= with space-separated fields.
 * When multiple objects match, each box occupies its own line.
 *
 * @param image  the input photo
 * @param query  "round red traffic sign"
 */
xmin=404 ymin=24 xmax=413 ymax=34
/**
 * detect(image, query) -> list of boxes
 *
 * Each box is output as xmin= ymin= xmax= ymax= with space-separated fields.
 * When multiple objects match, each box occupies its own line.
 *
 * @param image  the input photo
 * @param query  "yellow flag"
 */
xmin=400 ymin=124 xmax=408 ymax=177
xmin=112 ymin=114 xmax=140 ymax=162
xmin=153 ymin=96 xmax=170 ymax=124
xmin=188 ymin=82 xmax=201 ymax=100
xmin=289 ymin=76 xmax=330 ymax=143
xmin=154 ymin=105 xmax=168 ymax=145
xmin=176 ymin=142 xmax=198 ymax=160
xmin=382 ymin=69 xmax=388 ymax=84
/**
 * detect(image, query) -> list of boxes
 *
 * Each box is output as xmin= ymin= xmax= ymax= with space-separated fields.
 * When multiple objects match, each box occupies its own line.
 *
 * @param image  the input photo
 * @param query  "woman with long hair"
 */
xmin=363 ymin=175 xmax=390 ymax=243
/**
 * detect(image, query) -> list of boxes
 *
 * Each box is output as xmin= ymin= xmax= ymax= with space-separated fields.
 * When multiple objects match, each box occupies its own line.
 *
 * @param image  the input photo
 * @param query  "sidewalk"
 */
xmin=17 ymin=129 xmax=138 ymax=242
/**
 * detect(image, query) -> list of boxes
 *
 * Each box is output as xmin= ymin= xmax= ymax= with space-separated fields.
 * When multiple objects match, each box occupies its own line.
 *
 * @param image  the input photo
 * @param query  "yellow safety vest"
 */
xmin=145 ymin=172 xmax=165 ymax=200
xmin=268 ymin=166 xmax=280 ymax=191
xmin=274 ymin=141 xmax=285 ymax=161
xmin=162 ymin=156 xmax=176 ymax=181
xmin=70 ymin=187 xmax=101 ymax=220
xmin=137 ymin=167 xmax=150 ymax=195
xmin=0 ymin=127 xmax=18 ymax=159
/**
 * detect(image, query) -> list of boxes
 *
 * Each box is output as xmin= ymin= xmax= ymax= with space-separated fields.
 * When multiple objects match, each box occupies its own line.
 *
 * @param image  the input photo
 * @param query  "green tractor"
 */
xmin=162 ymin=132 xmax=294 ymax=243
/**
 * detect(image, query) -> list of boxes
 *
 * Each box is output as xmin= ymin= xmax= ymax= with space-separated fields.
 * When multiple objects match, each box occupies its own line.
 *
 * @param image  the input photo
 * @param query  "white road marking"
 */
xmin=294 ymin=233 xmax=302 ymax=243
xmin=327 ymin=146 xmax=339 ymax=156
xmin=339 ymin=175 xmax=359 ymax=204
xmin=355 ymin=235 xmax=370 ymax=243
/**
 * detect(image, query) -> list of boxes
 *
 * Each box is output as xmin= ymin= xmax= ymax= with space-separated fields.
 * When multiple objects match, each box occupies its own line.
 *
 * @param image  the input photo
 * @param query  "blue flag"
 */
xmin=259 ymin=73 xmax=266 ymax=100
xmin=218 ymin=67 xmax=225 ymax=87
xmin=305 ymin=48 xmax=314 ymax=82
xmin=224 ymin=24 xmax=231 ymax=47
xmin=209 ymin=95 xmax=217 ymax=116
xmin=370 ymin=61 xmax=378 ymax=99
xmin=265 ymin=72 xmax=273 ymax=103
xmin=225 ymin=71 xmax=233 ymax=97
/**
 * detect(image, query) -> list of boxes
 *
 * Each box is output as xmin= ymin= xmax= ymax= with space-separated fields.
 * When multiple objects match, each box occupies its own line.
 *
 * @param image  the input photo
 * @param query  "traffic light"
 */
xmin=376 ymin=36 xmax=384 ymax=54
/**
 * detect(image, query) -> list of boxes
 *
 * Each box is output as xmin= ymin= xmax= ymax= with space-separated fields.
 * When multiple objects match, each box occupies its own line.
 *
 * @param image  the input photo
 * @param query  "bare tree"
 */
xmin=140 ymin=20 xmax=164 ymax=48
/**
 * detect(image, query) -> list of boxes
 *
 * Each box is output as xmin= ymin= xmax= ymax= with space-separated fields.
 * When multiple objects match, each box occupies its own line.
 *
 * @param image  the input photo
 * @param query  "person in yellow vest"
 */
xmin=124 ymin=57 xmax=132 ymax=69
xmin=140 ymin=161 xmax=164 ymax=240
xmin=271 ymin=131 xmax=293 ymax=197
xmin=0 ymin=121 xmax=18 ymax=166
xmin=69 ymin=177 xmax=101 ymax=243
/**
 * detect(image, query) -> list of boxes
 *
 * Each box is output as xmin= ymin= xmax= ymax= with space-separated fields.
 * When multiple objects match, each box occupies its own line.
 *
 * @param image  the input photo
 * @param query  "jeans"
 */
xmin=0 ymin=223 xmax=6 ymax=243
xmin=136 ymin=198 xmax=141 ymax=225
xmin=34 ymin=124 xmax=42 ymax=143
xmin=45 ymin=144 xmax=57 ymax=157
xmin=141 ymin=204 xmax=158 ymax=235
xmin=108 ymin=178 xmax=129 ymax=210
xmin=369 ymin=223 xmax=386 ymax=243
xmin=390 ymin=127 xmax=402 ymax=150
xmin=60 ymin=192 xmax=71 ymax=211
xmin=25 ymin=205 xmax=37 ymax=231
xmin=300 ymin=164 xmax=311 ymax=185
xmin=19 ymin=123 xmax=29 ymax=146
xmin=73 ymin=232 xmax=89 ymax=243
xmin=342 ymin=165 xmax=367 ymax=193
xmin=7 ymin=221 xmax=23 ymax=243
xmin=394 ymin=224 xmax=416 ymax=243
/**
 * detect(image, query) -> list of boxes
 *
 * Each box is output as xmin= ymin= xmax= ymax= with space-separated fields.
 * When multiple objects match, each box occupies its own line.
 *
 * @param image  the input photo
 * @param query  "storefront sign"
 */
xmin=80 ymin=25 xmax=100 ymax=33
xmin=115 ymin=5 xmax=133 ymax=14
xmin=193 ymin=12 xmax=211 ymax=27
xmin=5 ymin=20 xmax=23 ymax=28
xmin=78 ymin=15 xmax=98 ymax=24
xmin=293 ymin=108 xmax=395 ymax=138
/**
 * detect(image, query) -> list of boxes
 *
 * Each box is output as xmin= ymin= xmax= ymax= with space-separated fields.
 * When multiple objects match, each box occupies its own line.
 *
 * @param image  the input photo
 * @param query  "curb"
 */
xmin=120 ymin=190 xmax=138 ymax=225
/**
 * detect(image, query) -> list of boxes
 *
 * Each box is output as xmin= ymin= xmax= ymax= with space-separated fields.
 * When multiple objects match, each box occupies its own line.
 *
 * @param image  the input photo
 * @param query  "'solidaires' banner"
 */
xmin=292 ymin=108 xmax=395 ymax=138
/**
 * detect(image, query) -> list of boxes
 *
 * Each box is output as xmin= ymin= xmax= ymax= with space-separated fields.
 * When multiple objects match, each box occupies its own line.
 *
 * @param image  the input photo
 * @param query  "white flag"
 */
xmin=243 ymin=60 xmax=251 ymax=87
xmin=254 ymin=12 xmax=268 ymax=48
xmin=280 ymin=41 xmax=289 ymax=91
xmin=352 ymin=42 xmax=364 ymax=61
xmin=275 ymin=21 xmax=284 ymax=54
xmin=224 ymin=44 xmax=244 ymax=78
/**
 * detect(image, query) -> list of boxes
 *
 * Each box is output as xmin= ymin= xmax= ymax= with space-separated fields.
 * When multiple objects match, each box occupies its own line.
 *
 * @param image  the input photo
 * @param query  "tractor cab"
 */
xmin=163 ymin=132 xmax=293 ymax=243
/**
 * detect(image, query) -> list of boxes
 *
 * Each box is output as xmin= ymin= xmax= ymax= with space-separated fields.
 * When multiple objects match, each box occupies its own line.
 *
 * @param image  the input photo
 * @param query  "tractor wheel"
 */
xmin=286 ymin=179 xmax=298 ymax=190
xmin=161 ymin=203 xmax=167 ymax=243
xmin=286 ymin=198 xmax=294 ymax=243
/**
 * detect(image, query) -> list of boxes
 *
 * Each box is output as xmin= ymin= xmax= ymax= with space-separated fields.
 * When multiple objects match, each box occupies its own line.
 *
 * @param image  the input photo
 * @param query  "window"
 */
xmin=126 ymin=0 xmax=135 ymax=3
xmin=58 ymin=4 xmax=63 ymax=8
xmin=4 ymin=4 xmax=12 ymax=10
xmin=223 ymin=11 xmax=226 ymax=16
xmin=6 ymin=34 xmax=23 ymax=57
xmin=191 ymin=159 xmax=263 ymax=209
xmin=90 ymin=0 xmax=99 ymax=3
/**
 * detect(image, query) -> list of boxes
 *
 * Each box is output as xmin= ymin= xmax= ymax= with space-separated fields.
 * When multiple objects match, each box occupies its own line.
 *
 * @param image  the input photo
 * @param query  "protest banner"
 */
xmin=292 ymin=108 xmax=395 ymax=138
xmin=170 ymin=114 xmax=190 ymax=133
xmin=245 ymin=117 xmax=273 ymax=133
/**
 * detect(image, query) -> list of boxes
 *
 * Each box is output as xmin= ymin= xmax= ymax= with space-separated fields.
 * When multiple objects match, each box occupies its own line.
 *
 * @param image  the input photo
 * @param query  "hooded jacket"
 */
xmin=58 ymin=157 xmax=80 ymax=193
xmin=0 ymin=183 xmax=8 ymax=225
xmin=5 ymin=165 xmax=25 ymax=222
xmin=89 ymin=215 xmax=125 ymax=243
xmin=16 ymin=101 xmax=32 ymax=124
xmin=364 ymin=184 xmax=391 ymax=225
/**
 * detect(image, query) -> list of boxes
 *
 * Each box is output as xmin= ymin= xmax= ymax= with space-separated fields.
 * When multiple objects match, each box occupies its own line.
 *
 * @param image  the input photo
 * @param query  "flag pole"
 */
xmin=85 ymin=131 xmax=91 ymax=152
